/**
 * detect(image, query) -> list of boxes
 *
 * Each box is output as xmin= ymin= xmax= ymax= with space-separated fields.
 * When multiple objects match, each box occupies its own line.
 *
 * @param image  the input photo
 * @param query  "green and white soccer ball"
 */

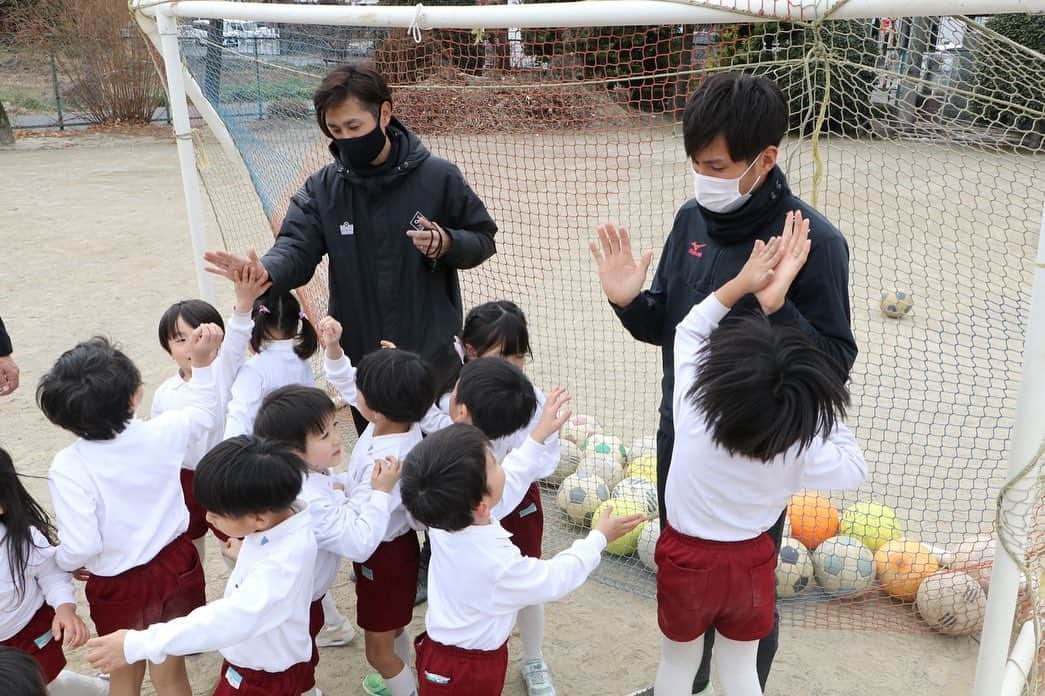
xmin=576 ymin=453 xmax=624 ymax=489
xmin=812 ymin=536 xmax=877 ymax=596
xmin=628 ymin=435 xmax=658 ymax=460
xmin=580 ymin=433 xmax=628 ymax=467
xmin=776 ymin=536 xmax=814 ymax=597
xmin=562 ymin=414 xmax=603 ymax=445
xmin=556 ymin=471 xmax=610 ymax=526
xmin=544 ymin=439 xmax=582 ymax=485
xmin=880 ymin=290 xmax=914 ymax=318
xmin=637 ymin=518 xmax=661 ymax=572
xmin=612 ymin=477 xmax=658 ymax=517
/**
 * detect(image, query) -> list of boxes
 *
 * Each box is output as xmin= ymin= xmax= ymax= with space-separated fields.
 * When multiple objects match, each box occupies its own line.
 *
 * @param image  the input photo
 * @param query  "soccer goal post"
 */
xmin=132 ymin=1 xmax=1045 ymax=691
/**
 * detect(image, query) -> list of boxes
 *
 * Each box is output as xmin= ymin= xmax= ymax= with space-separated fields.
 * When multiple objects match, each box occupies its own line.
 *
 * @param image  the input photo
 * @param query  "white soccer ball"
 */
xmin=576 ymin=453 xmax=624 ymax=490
xmin=562 ymin=414 xmax=603 ymax=445
xmin=812 ymin=536 xmax=877 ymax=596
xmin=776 ymin=536 xmax=814 ymax=598
xmin=544 ymin=439 xmax=582 ymax=485
xmin=637 ymin=518 xmax=661 ymax=572
xmin=880 ymin=290 xmax=914 ymax=318
xmin=916 ymin=570 xmax=987 ymax=636
xmin=612 ymin=477 xmax=658 ymax=517
xmin=556 ymin=472 xmax=610 ymax=526
xmin=948 ymin=533 xmax=995 ymax=590
xmin=628 ymin=435 xmax=658 ymax=460
xmin=580 ymin=433 xmax=628 ymax=467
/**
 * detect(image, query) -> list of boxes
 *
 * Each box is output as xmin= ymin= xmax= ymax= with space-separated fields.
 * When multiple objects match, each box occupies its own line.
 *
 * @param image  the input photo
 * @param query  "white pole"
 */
xmin=999 ymin=622 xmax=1036 ymax=696
xmin=131 ymin=0 xmax=1045 ymax=29
xmin=973 ymin=204 xmax=1045 ymax=696
xmin=155 ymin=7 xmax=216 ymax=303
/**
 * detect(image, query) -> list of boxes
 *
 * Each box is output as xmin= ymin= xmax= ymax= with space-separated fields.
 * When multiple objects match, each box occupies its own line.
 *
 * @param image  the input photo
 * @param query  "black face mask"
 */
xmin=333 ymin=123 xmax=388 ymax=170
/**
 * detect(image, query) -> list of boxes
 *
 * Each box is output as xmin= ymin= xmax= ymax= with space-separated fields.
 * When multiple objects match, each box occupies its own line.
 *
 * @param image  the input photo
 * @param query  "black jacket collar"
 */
xmin=700 ymin=165 xmax=791 ymax=245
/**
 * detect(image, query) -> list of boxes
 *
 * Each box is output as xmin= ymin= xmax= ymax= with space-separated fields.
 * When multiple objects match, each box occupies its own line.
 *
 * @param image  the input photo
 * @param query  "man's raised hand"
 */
xmin=589 ymin=223 xmax=653 ymax=308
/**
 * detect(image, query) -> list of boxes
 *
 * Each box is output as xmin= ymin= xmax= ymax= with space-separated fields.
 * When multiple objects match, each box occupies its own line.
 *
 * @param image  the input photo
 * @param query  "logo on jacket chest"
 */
xmin=688 ymin=242 xmax=706 ymax=257
xmin=340 ymin=221 xmax=355 ymax=236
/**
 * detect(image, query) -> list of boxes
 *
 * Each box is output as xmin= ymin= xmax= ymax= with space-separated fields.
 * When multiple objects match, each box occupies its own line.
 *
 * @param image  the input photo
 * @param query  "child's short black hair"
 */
xmin=683 ymin=72 xmax=787 ymax=162
xmin=194 ymin=436 xmax=306 ymax=517
xmin=687 ymin=317 xmax=849 ymax=462
xmin=36 ymin=337 xmax=142 ymax=441
xmin=356 ymin=348 xmax=435 ymax=424
xmin=251 ymin=289 xmax=318 ymax=360
xmin=0 ymin=647 xmax=46 ymax=696
xmin=462 ymin=300 xmax=531 ymax=359
xmin=254 ymin=385 xmax=337 ymax=453
xmin=455 ymin=358 xmax=537 ymax=441
xmin=401 ymin=423 xmax=490 ymax=532
xmin=158 ymin=299 xmax=224 ymax=354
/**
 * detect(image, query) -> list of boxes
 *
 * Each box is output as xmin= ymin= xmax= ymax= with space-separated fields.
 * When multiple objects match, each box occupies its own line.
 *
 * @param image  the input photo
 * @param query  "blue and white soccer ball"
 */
xmin=776 ymin=536 xmax=814 ymax=597
xmin=576 ymin=453 xmax=624 ymax=489
xmin=880 ymin=290 xmax=914 ymax=318
xmin=812 ymin=535 xmax=877 ymax=596
xmin=556 ymin=471 xmax=610 ymax=526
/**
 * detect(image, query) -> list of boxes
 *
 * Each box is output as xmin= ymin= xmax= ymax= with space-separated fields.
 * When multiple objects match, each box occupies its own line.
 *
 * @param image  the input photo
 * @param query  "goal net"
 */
xmin=144 ymin=0 xmax=1044 ymax=656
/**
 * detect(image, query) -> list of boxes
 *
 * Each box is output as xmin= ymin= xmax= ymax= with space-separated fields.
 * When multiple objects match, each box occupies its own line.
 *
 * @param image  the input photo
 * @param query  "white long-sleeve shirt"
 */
xmin=151 ymin=309 xmax=253 ymax=470
xmin=490 ymin=437 xmax=559 ymax=521
xmin=299 ymin=472 xmax=393 ymax=601
xmin=426 ymin=523 xmax=607 ymax=650
xmin=0 ymin=526 xmax=76 ymax=641
xmin=224 ymin=340 xmax=315 ymax=439
xmin=48 ymin=365 xmax=218 ymax=576
xmin=665 ymin=294 xmax=867 ymax=542
xmin=123 ymin=503 xmax=317 ymax=671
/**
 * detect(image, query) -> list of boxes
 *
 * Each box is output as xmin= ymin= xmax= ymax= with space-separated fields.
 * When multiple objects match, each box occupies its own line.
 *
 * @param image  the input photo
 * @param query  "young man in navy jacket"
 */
xmin=592 ymin=72 xmax=858 ymax=695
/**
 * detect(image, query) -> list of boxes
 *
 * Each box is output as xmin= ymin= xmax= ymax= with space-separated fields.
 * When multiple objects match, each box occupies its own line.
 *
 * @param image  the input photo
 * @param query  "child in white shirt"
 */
xmin=651 ymin=215 xmax=867 ymax=695
xmin=39 ymin=327 xmax=223 ymax=696
xmin=153 ymin=264 xmax=268 ymax=560
xmin=253 ymin=384 xmax=403 ymax=687
xmin=0 ymin=448 xmax=106 ymax=696
xmin=224 ymin=289 xmax=318 ymax=438
xmin=85 ymin=436 xmax=319 ymax=696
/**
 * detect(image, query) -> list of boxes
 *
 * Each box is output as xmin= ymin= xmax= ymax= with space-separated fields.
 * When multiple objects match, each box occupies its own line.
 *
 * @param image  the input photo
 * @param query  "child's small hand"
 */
xmin=318 ymin=317 xmax=344 ymax=359
xmin=592 ymin=505 xmax=647 ymax=543
xmin=52 ymin=603 xmax=90 ymax=649
xmin=188 ymin=322 xmax=224 ymax=368
xmin=531 ymin=387 xmax=572 ymax=444
xmin=221 ymin=538 xmax=242 ymax=562
xmin=755 ymin=210 xmax=811 ymax=315
xmin=71 ymin=567 xmax=90 ymax=582
xmin=332 ymin=481 xmax=346 ymax=492
xmin=86 ymin=630 xmax=130 ymax=673
xmin=233 ymin=251 xmax=272 ymax=313
xmin=371 ymin=456 xmax=402 ymax=493
xmin=379 ymin=340 xmax=397 ymax=350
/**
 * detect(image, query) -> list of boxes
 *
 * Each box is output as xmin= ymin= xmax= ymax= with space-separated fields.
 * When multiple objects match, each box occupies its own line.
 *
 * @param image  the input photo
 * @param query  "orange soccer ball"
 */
xmin=788 ymin=492 xmax=840 ymax=551
xmin=875 ymin=539 xmax=940 ymax=602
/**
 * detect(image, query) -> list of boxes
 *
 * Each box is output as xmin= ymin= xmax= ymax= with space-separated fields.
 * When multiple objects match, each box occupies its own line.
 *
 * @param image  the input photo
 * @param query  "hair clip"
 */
xmin=453 ymin=335 xmax=466 ymax=362
xmin=257 ymin=305 xmax=271 ymax=315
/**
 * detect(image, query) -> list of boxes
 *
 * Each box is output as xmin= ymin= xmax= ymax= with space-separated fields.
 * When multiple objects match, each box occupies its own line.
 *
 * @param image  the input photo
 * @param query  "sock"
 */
xmin=517 ymin=604 xmax=545 ymax=662
xmin=394 ymin=630 xmax=413 ymax=666
xmin=321 ymin=592 xmax=345 ymax=628
xmin=192 ymin=536 xmax=206 ymax=564
xmin=654 ymin=634 xmax=704 ymax=696
xmin=48 ymin=670 xmax=110 ymax=696
xmin=385 ymin=664 xmax=417 ymax=696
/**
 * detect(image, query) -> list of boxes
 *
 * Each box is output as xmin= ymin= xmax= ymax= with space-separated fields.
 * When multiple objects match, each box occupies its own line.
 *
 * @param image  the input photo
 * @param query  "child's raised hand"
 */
xmin=86 ymin=630 xmax=130 ymax=673
xmin=318 ymin=316 xmax=344 ymax=359
xmin=233 ymin=251 xmax=272 ymax=313
xmin=52 ymin=603 xmax=90 ymax=649
xmin=755 ymin=210 xmax=811 ymax=315
xmin=370 ymin=456 xmax=403 ymax=493
xmin=531 ymin=387 xmax=572 ymax=445
xmin=379 ymin=339 xmax=397 ymax=350
xmin=188 ymin=323 xmax=224 ymax=369
xmin=592 ymin=504 xmax=647 ymax=543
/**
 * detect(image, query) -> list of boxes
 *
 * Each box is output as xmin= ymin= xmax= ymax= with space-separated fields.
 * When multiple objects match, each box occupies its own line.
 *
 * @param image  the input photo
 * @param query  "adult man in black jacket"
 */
xmin=593 ymin=73 xmax=857 ymax=695
xmin=205 ymin=65 xmax=497 ymax=433
xmin=0 ymin=314 xmax=17 ymax=396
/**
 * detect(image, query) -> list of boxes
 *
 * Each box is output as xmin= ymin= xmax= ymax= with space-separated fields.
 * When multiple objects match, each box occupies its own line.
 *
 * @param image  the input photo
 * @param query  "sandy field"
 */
xmin=0 ymin=130 xmax=1038 ymax=695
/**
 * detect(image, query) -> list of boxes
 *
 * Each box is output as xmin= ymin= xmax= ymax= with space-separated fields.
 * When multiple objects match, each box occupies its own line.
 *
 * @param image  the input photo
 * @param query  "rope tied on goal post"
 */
xmin=409 ymin=3 xmax=425 ymax=44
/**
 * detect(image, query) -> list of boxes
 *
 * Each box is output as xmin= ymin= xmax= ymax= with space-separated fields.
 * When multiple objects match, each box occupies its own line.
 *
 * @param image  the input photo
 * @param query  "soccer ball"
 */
xmin=628 ymin=435 xmax=658 ymax=460
xmin=874 ymin=539 xmax=939 ymax=602
xmin=580 ymin=433 xmax=628 ymax=467
xmin=776 ymin=536 xmax=814 ymax=598
xmin=880 ymin=290 xmax=914 ymax=318
xmin=562 ymin=414 xmax=603 ymax=445
xmin=556 ymin=472 xmax=610 ymax=526
xmin=612 ymin=477 xmax=658 ymax=516
xmin=591 ymin=499 xmax=646 ymax=556
xmin=576 ymin=453 xmax=624 ymax=489
xmin=625 ymin=455 xmax=658 ymax=484
xmin=812 ymin=536 xmax=877 ymax=596
xmin=544 ymin=439 xmax=582 ymax=485
xmin=839 ymin=502 xmax=904 ymax=553
xmin=948 ymin=533 xmax=996 ymax=590
xmin=637 ymin=518 xmax=661 ymax=572
xmin=916 ymin=570 xmax=987 ymax=636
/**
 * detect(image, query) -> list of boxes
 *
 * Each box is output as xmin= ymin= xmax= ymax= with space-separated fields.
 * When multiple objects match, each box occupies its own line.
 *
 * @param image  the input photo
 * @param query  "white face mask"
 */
xmin=691 ymin=156 xmax=762 ymax=214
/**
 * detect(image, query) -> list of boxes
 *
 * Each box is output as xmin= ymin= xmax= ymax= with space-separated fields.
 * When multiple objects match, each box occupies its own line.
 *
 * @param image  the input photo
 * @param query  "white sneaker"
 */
xmin=316 ymin=620 xmax=356 ymax=648
xmin=521 ymin=658 xmax=556 ymax=696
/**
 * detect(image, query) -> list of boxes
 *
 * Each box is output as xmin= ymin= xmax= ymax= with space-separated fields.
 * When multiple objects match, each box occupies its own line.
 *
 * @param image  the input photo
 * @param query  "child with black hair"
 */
xmin=419 ymin=300 xmax=559 ymax=695
xmin=0 ymin=646 xmax=48 ymax=696
xmin=38 ymin=327 xmax=222 ymax=696
xmin=85 ymin=436 xmax=319 ymax=696
xmin=318 ymin=316 xmax=434 ymax=696
xmin=254 ymin=385 xmax=403 ymax=682
xmin=154 ymin=264 xmax=269 ymax=562
xmin=652 ymin=216 xmax=866 ymax=696
xmin=224 ymin=288 xmax=318 ymax=438
xmin=0 ymin=447 xmax=107 ymax=695
xmin=400 ymin=421 xmax=646 ymax=696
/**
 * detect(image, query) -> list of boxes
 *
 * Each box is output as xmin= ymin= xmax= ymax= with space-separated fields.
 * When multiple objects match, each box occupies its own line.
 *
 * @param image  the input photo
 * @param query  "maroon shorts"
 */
xmin=180 ymin=468 xmax=208 ymax=540
xmin=0 ymin=603 xmax=66 ymax=684
xmin=211 ymin=660 xmax=313 ymax=696
xmin=86 ymin=534 xmax=206 ymax=636
xmin=654 ymin=524 xmax=777 ymax=642
xmin=308 ymin=596 xmax=324 ymax=673
xmin=499 ymin=482 xmax=544 ymax=559
xmin=353 ymin=531 xmax=419 ymax=632
xmin=414 ymin=632 xmax=508 ymax=696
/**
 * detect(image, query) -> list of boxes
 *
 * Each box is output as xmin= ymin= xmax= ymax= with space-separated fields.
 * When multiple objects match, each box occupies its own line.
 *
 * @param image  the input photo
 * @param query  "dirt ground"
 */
xmin=0 ymin=132 xmax=1000 ymax=695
